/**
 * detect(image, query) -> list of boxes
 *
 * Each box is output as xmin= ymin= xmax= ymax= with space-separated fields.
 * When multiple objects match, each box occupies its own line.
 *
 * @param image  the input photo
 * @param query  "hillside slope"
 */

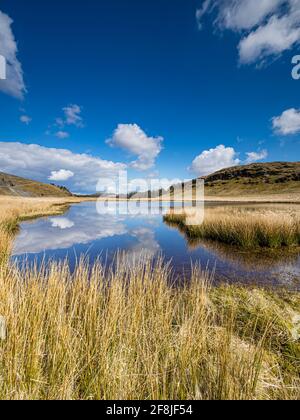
xmin=131 ymin=162 xmax=300 ymax=202
xmin=202 ymin=162 xmax=300 ymax=196
xmin=0 ymin=172 xmax=72 ymax=197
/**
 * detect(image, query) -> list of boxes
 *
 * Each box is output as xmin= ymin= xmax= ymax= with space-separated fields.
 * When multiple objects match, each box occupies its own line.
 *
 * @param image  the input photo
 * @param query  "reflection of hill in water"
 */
xmin=190 ymin=239 xmax=300 ymax=271
xmin=13 ymin=214 xmax=127 ymax=255
xmin=164 ymin=219 xmax=300 ymax=271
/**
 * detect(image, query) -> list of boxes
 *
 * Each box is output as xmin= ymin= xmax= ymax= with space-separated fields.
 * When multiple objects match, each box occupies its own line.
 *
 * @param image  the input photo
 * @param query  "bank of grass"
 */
xmin=0 ymin=258 xmax=299 ymax=400
xmin=0 ymin=197 xmax=299 ymax=400
xmin=164 ymin=208 xmax=300 ymax=249
xmin=0 ymin=196 xmax=96 ymax=261
xmin=0 ymin=196 xmax=90 ymax=224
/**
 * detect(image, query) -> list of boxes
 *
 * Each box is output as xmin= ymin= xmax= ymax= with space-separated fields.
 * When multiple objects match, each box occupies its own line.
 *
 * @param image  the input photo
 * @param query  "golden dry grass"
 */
xmin=0 ymin=197 xmax=299 ymax=400
xmin=0 ymin=258 xmax=299 ymax=400
xmin=164 ymin=206 xmax=300 ymax=249
xmin=0 ymin=196 xmax=93 ymax=223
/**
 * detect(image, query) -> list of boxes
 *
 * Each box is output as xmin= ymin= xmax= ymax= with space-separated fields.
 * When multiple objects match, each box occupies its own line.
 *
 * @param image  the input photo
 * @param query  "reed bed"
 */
xmin=164 ymin=207 xmax=300 ymax=249
xmin=0 ymin=257 xmax=299 ymax=400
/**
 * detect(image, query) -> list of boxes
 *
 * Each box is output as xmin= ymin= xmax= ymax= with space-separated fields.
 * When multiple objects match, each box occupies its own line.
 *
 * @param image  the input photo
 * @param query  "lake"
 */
xmin=12 ymin=201 xmax=300 ymax=289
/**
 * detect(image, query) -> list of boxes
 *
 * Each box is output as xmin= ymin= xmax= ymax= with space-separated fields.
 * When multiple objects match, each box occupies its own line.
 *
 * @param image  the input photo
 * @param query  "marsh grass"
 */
xmin=0 ymin=257 xmax=299 ymax=400
xmin=0 ymin=198 xmax=299 ymax=400
xmin=164 ymin=208 xmax=300 ymax=249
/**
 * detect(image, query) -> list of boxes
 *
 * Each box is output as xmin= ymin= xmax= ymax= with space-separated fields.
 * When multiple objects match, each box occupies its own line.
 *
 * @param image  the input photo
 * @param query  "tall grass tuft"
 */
xmin=0 ymin=257 xmax=299 ymax=400
xmin=164 ymin=208 xmax=300 ymax=249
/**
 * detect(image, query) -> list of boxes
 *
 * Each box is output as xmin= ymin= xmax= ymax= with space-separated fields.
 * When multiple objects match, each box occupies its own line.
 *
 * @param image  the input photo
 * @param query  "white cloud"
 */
xmin=20 ymin=115 xmax=32 ymax=125
xmin=0 ymin=10 xmax=26 ymax=98
xmin=246 ymin=149 xmax=268 ymax=163
xmin=54 ymin=104 xmax=83 ymax=130
xmin=196 ymin=0 xmax=214 ymax=30
xmin=0 ymin=142 xmax=126 ymax=192
xmin=62 ymin=104 xmax=83 ymax=127
xmin=196 ymin=0 xmax=300 ymax=65
xmin=212 ymin=0 xmax=284 ymax=31
xmin=55 ymin=131 xmax=70 ymax=139
xmin=49 ymin=169 xmax=74 ymax=181
xmin=107 ymin=124 xmax=163 ymax=171
xmin=50 ymin=217 xmax=74 ymax=230
xmin=239 ymin=14 xmax=300 ymax=64
xmin=190 ymin=145 xmax=240 ymax=176
xmin=272 ymin=108 xmax=300 ymax=135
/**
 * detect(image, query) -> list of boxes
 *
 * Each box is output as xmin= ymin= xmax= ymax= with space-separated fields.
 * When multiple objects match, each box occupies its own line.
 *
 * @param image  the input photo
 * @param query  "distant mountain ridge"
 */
xmin=0 ymin=172 xmax=72 ymax=197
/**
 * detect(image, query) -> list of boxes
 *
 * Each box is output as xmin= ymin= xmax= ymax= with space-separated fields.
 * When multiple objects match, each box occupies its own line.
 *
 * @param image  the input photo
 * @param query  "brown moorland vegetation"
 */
xmin=0 ymin=172 xmax=72 ymax=197
xmin=164 ymin=206 xmax=300 ymax=249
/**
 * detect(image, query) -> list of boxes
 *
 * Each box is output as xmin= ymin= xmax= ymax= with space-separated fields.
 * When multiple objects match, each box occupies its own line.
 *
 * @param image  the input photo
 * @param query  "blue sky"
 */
xmin=0 ymin=0 xmax=299 ymax=192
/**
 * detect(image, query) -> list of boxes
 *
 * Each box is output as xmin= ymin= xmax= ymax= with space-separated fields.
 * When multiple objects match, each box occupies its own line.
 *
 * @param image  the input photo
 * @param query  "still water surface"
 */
xmin=12 ymin=202 xmax=300 ymax=289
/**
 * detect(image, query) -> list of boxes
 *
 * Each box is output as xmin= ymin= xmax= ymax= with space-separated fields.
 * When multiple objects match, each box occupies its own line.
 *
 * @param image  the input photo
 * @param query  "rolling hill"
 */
xmin=0 ymin=172 xmax=72 ymax=197
xmin=202 ymin=162 xmax=300 ymax=196
xmin=131 ymin=162 xmax=300 ymax=201
xmin=1 ymin=162 xmax=299 ymax=200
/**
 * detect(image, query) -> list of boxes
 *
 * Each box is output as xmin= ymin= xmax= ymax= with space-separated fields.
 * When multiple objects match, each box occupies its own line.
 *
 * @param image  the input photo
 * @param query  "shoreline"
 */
xmin=94 ymin=196 xmax=300 ymax=204
xmin=0 ymin=194 xmax=299 ymax=228
xmin=0 ymin=196 xmax=97 ymax=232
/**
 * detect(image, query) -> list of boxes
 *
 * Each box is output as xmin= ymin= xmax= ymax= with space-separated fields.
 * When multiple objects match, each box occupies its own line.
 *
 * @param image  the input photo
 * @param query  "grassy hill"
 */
xmin=131 ymin=162 xmax=300 ymax=201
xmin=1 ymin=162 xmax=299 ymax=200
xmin=202 ymin=162 xmax=300 ymax=196
xmin=0 ymin=172 xmax=72 ymax=197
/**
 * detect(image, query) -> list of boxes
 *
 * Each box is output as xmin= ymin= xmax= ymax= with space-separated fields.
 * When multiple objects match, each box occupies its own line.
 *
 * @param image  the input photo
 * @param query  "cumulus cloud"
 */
xmin=49 ymin=169 xmax=74 ymax=181
xmin=0 ymin=10 xmax=26 ymax=98
xmin=190 ymin=145 xmax=240 ymax=176
xmin=196 ymin=0 xmax=300 ymax=65
xmin=272 ymin=108 xmax=300 ymax=135
xmin=55 ymin=131 xmax=70 ymax=139
xmin=0 ymin=142 xmax=126 ymax=192
xmin=20 ymin=115 xmax=32 ymax=125
xmin=246 ymin=149 xmax=268 ymax=163
xmin=107 ymin=124 xmax=163 ymax=171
